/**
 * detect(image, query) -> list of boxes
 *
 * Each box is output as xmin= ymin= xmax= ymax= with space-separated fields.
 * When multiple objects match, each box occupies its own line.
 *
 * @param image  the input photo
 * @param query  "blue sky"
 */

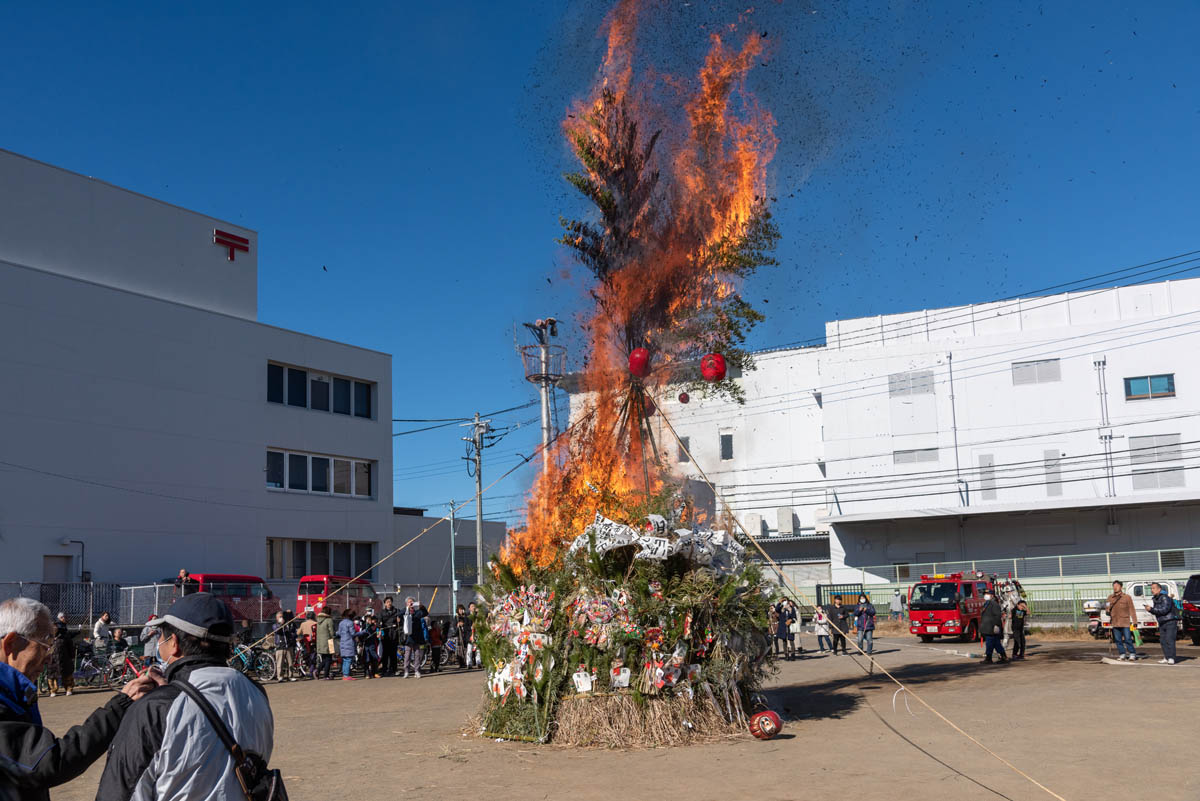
xmin=3 ymin=2 xmax=1198 ymax=526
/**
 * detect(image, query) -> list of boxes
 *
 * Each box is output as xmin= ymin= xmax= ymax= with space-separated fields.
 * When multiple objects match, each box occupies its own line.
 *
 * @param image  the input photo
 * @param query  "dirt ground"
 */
xmin=43 ymin=636 xmax=1197 ymax=801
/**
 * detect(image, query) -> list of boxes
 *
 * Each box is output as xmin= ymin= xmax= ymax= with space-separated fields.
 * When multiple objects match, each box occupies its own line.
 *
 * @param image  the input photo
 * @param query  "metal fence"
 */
xmin=850 ymin=546 xmax=1200 ymax=585
xmin=0 ymin=582 xmax=122 ymax=628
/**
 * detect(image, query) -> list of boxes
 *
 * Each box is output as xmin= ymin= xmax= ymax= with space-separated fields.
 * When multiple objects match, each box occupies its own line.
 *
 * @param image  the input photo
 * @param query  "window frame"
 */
xmin=1123 ymin=373 xmax=1175 ymax=401
xmin=1129 ymin=433 xmax=1185 ymax=490
xmin=266 ymin=449 xmax=375 ymax=499
xmin=267 ymin=361 xmax=375 ymax=419
xmin=1011 ymin=359 xmax=1061 ymax=386
xmin=893 ymin=448 xmax=939 ymax=465
xmin=719 ymin=432 xmax=734 ymax=461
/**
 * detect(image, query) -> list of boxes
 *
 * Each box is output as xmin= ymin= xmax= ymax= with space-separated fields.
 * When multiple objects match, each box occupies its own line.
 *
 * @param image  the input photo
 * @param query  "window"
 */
xmin=894 ymin=563 xmax=911 ymax=581
xmin=355 ymin=543 xmax=375 ymax=580
xmin=266 ymin=451 xmax=284 ymax=489
xmin=333 ymin=542 xmax=351 ymax=576
xmin=287 ymin=368 xmax=308 ymax=407
xmin=1162 ymin=550 xmax=1186 ymax=570
xmin=677 ymin=436 xmax=691 ymax=464
xmin=334 ymin=460 xmax=352 ymax=495
xmin=333 ymin=378 xmax=351 ymax=415
xmin=1130 ymin=433 xmax=1184 ymax=489
xmin=894 ymin=448 xmax=938 ymax=464
xmin=1011 ymin=359 xmax=1061 ymax=385
xmin=455 ymin=546 xmax=478 ymax=578
xmin=354 ymin=462 xmax=373 ymax=497
xmin=719 ymin=433 xmax=734 ymax=461
xmin=288 ymin=454 xmax=308 ymax=490
xmin=310 ymin=541 xmax=330 ymax=574
xmin=888 ymin=370 xmax=935 ymax=396
xmin=1124 ymin=374 xmax=1175 ymax=401
xmin=291 ymin=541 xmax=307 ymax=579
xmin=354 ymin=381 xmax=371 ymax=418
xmin=269 ymin=450 xmax=372 ymax=498
xmin=961 ymin=583 xmax=974 ymax=598
xmin=267 ymin=364 xmax=284 ymax=404
xmin=1044 ymin=450 xmax=1063 ymax=497
xmin=268 ymin=361 xmax=374 ymax=418
xmin=311 ymin=377 xmax=330 ymax=411
xmin=267 ymin=539 xmax=285 ymax=579
xmin=311 ymin=457 xmax=330 ymax=493
xmin=977 ymin=454 xmax=997 ymax=500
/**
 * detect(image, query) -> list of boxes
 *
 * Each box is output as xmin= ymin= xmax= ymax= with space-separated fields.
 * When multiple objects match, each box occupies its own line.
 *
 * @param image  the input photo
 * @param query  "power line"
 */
xmin=670 ymin=307 xmax=1200 ymax=427
xmin=392 ymin=401 xmax=538 ymax=437
xmin=772 ymin=248 xmax=1200 ymax=351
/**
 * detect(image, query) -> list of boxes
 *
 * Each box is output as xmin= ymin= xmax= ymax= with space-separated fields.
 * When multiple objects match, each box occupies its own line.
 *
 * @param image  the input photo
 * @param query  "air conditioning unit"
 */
xmin=745 ymin=513 xmax=764 ymax=537
xmin=813 ymin=507 xmax=832 ymax=536
xmin=776 ymin=507 xmax=794 ymax=536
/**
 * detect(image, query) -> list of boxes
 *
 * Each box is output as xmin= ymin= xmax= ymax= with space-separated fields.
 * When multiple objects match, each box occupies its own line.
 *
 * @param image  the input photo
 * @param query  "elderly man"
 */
xmin=0 ymin=598 xmax=155 ymax=801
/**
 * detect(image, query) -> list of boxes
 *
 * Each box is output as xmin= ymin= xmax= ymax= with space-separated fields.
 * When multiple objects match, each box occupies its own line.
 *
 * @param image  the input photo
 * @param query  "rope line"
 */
xmin=646 ymin=393 xmax=1070 ymax=801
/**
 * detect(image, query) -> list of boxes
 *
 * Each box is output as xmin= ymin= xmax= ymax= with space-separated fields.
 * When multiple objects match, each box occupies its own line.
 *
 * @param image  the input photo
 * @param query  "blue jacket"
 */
xmin=0 ymin=662 xmax=132 ymax=801
xmin=337 ymin=619 xmax=358 ymax=657
xmin=854 ymin=602 xmax=877 ymax=631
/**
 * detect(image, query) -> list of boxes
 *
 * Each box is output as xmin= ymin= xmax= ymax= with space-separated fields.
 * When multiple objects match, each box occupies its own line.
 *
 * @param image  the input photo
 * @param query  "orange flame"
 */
xmin=503 ymin=1 xmax=775 ymax=571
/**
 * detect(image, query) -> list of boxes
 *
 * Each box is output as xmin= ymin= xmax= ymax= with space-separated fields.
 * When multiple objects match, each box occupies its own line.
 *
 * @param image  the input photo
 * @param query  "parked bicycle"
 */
xmin=229 ymin=642 xmax=276 ymax=682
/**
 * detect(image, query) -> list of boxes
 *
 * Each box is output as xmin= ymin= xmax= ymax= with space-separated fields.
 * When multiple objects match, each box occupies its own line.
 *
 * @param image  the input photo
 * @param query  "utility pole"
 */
xmin=521 ymin=318 xmax=564 ymax=475
xmin=948 ymin=351 xmax=966 ymax=506
xmin=448 ymin=500 xmax=457 ymax=613
xmin=462 ymin=413 xmax=492 ymax=587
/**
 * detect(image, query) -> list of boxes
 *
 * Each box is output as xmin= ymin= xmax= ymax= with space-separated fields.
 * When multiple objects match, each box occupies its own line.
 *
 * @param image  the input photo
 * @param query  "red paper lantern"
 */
xmin=700 ymin=353 xmax=726 ymax=382
xmin=678 ymin=392 xmax=690 ymax=404
xmin=628 ymin=347 xmax=651 ymax=377
xmin=641 ymin=396 xmax=656 ymax=417
xmin=749 ymin=710 xmax=783 ymax=740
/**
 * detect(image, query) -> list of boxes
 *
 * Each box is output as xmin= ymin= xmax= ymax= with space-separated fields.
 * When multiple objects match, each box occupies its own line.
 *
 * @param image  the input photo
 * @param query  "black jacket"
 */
xmin=378 ymin=606 xmax=400 ymax=638
xmin=1150 ymin=592 xmax=1178 ymax=623
xmin=980 ymin=599 xmax=1004 ymax=635
xmin=0 ymin=662 xmax=132 ymax=801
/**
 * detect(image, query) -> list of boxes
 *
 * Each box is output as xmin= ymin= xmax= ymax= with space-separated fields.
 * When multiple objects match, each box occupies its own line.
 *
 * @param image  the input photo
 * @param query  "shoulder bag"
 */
xmin=176 ymin=679 xmax=288 ymax=801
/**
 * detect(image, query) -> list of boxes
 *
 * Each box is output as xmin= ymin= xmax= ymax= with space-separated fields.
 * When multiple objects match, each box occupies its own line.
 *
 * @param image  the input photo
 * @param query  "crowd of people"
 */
xmin=263 ymin=596 xmax=484 ymax=682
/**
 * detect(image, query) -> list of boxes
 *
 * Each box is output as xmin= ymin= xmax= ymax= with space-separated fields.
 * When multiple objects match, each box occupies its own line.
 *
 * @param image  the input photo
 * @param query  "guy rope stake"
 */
xmin=646 ymin=394 xmax=1069 ymax=801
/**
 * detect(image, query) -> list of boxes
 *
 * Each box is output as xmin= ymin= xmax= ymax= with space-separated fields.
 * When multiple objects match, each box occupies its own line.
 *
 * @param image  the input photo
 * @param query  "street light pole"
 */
xmin=462 ymin=413 xmax=491 ymax=589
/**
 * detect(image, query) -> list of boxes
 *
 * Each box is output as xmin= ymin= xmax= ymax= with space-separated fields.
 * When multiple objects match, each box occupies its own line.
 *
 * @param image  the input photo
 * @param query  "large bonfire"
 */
xmin=475 ymin=0 xmax=781 ymax=746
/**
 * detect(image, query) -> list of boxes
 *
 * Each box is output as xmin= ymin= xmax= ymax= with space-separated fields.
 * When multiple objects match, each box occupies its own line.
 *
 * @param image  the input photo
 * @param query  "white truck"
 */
xmin=1098 ymin=580 xmax=1180 ymax=641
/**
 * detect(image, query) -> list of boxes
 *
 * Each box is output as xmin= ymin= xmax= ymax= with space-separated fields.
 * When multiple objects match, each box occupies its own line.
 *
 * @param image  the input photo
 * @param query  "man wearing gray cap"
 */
xmin=95 ymin=592 xmax=276 ymax=801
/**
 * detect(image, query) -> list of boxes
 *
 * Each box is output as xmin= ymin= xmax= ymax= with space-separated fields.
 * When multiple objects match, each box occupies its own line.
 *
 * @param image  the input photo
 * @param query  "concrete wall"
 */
xmin=0 ymin=149 xmax=256 ymax=319
xmin=0 ymin=261 xmax=393 ymax=584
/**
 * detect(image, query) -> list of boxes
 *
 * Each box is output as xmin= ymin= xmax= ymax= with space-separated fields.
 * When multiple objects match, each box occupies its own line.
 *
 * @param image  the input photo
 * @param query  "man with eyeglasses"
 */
xmin=0 ymin=598 xmax=156 ymax=801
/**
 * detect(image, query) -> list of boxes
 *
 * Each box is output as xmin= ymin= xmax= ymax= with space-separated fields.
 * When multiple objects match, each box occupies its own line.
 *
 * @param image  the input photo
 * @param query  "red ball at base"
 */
xmin=749 ymin=710 xmax=782 ymax=740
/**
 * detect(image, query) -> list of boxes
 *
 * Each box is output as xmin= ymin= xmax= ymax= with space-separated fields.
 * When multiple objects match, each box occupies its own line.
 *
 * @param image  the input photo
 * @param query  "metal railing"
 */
xmin=848 ymin=546 xmax=1200 ymax=585
xmin=0 ymin=582 xmax=122 ymax=627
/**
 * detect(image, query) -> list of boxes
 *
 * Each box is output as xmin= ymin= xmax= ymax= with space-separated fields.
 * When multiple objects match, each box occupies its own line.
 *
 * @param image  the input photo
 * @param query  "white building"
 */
xmin=0 ymin=149 xmax=395 ymax=586
xmin=655 ymin=277 xmax=1200 ymax=586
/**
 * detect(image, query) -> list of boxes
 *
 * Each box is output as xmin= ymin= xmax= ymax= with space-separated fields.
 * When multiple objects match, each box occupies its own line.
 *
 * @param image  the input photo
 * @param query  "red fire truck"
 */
xmin=908 ymin=572 xmax=1024 ymax=643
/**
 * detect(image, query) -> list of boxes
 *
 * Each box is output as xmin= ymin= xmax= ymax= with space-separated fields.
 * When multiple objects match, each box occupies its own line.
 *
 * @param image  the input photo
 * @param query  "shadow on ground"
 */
xmin=763 ymin=654 xmax=987 ymax=720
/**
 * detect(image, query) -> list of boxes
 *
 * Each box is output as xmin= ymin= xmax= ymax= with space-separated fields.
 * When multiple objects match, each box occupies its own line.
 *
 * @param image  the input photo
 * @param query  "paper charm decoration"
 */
xmin=572 ymin=665 xmax=594 ymax=694
xmin=610 ymin=667 xmax=632 ymax=688
xmin=686 ymin=664 xmax=702 ymax=682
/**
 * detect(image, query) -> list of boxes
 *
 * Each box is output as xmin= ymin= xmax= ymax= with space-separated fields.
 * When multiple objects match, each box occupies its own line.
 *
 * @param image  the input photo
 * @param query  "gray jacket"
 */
xmin=95 ymin=657 xmax=273 ymax=801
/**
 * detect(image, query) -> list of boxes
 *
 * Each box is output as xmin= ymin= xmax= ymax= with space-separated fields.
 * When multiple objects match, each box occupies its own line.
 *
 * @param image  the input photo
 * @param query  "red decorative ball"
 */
xmin=678 ymin=392 xmax=690 ymax=404
xmin=628 ymin=347 xmax=651 ymax=378
xmin=700 ymin=353 xmax=726 ymax=382
xmin=749 ymin=710 xmax=782 ymax=740
xmin=641 ymin=397 xmax=655 ymax=417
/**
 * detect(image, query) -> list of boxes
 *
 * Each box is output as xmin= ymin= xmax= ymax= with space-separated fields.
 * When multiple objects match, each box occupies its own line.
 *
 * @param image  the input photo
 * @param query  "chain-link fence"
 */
xmin=119 ymin=584 xmax=286 ymax=624
xmin=0 ymin=582 xmax=122 ymax=628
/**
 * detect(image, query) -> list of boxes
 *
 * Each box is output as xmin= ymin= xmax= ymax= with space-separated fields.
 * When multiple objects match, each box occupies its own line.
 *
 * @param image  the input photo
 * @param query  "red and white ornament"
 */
xmin=700 ymin=353 xmax=726 ymax=382
xmin=749 ymin=710 xmax=783 ymax=740
xmin=628 ymin=347 xmax=651 ymax=377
